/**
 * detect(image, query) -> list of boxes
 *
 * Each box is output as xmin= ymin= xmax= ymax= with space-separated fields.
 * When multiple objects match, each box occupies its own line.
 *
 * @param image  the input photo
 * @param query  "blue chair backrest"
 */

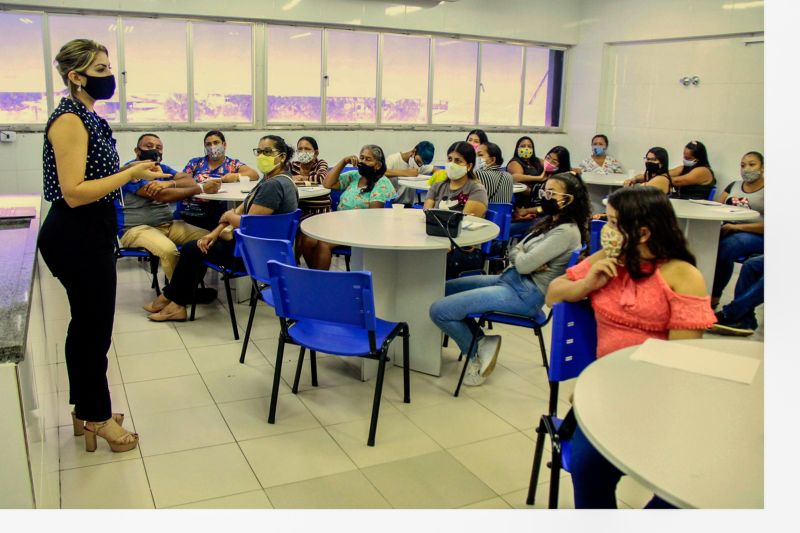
xmin=548 ymin=299 xmax=597 ymax=383
xmin=234 ymin=231 xmax=295 ymax=285
xmin=266 ymin=260 xmax=378 ymax=330
xmin=567 ymin=245 xmax=585 ymax=268
xmin=487 ymin=202 xmax=513 ymax=242
xmin=239 ymin=209 xmax=301 ymax=241
xmin=707 ymin=186 xmax=717 ymax=201
xmin=590 ymin=219 xmax=607 ymax=254
xmin=113 ymin=198 xmax=126 ymax=238
xmin=330 ymin=188 xmax=343 ymax=211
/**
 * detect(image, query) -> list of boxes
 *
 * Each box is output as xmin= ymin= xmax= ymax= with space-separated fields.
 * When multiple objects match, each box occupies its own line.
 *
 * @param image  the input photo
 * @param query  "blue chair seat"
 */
xmin=286 ymin=318 xmax=400 ymax=357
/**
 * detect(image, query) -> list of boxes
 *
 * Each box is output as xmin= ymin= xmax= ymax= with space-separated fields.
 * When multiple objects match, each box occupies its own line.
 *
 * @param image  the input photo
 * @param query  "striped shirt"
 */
xmin=290 ymin=158 xmax=329 ymax=184
xmin=475 ymin=165 xmax=515 ymax=204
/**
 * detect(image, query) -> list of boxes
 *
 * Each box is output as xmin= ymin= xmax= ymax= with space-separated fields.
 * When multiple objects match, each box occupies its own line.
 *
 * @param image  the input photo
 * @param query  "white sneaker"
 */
xmin=462 ymin=357 xmax=486 ymax=387
xmin=477 ymin=335 xmax=502 ymax=377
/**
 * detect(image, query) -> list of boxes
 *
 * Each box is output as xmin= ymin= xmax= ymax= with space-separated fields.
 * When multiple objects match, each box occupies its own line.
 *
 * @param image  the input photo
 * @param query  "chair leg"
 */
xmin=526 ymin=419 xmax=547 ymax=505
xmin=239 ymin=283 xmax=259 ymax=364
xmin=268 ymin=336 xmax=286 ymax=424
xmin=310 ymin=350 xmax=318 ymax=387
xmin=189 ymin=280 xmax=198 ymax=322
xmin=442 ymin=334 xmax=449 ymax=348
xmin=344 ymin=254 xmax=351 ymax=271
xmin=223 ymin=276 xmax=239 ymax=340
xmin=548 ymin=447 xmax=562 ymax=509
xmin=367 ymin=351 xmax=388 ymax=447
xmin=292 ymin=347 xmax=306 ymax=394
xmin=454 ymin=330 xmax=480 ymax=397
xmin=402 ymin=325 xmax=410 ymax=404
xmin=535 ymin=327 xmax=549 ymax=372
xmin=150 ymin=256 xmax=161 ymax=296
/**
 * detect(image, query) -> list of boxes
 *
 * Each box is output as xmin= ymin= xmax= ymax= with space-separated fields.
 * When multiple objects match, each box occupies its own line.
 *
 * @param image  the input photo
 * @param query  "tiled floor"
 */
xmin=47 ymin=257 xmax=762 ymax=509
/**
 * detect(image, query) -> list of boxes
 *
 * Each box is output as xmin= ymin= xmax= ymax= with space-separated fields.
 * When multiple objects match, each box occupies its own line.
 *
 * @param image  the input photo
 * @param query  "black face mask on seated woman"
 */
xmin=357 ymin=162 xmax=378 ymax=180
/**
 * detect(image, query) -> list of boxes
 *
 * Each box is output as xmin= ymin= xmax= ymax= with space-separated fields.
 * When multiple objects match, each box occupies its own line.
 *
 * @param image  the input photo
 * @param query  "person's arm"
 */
xmin=511 ymin=226 xmax=577 ymax=275
xmin=644 ymin=175 xmax=671 ymax=195
xmin=324 ymin=156 xmax=357 ymax=189
xmin=545 ymin=251 xmax=614 ymax=306
xmin=463 ymin=200 xmax=487 ymax=217
xmin=143 ymin=177 xmax=222 ymax=203
xmin=671 ymin=166 xmax=713 ymax=187
xmin=384 ymin=167 xmax=420 ymax=178
xmin=659 ymin=260 xmax=711 ymax=340
xmin=197 ymin=224 xmax=228 ymax=253
xmin=507 ymin=160 xmax=546 ymax=184
xmin=721 ymin=221 xmax=764 ymax=235
xmin=48 ymin=114 xmax=167 ymax=207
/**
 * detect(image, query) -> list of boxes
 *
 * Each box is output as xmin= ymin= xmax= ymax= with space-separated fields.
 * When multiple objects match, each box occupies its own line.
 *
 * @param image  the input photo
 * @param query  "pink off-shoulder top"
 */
xmin=566 ymin=258 xmax=717 ymax=358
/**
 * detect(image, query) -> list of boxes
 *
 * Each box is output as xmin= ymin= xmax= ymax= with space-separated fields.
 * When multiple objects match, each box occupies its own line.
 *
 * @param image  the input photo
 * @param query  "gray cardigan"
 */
xmin=507 ymin=222 xmax=582 ymax=294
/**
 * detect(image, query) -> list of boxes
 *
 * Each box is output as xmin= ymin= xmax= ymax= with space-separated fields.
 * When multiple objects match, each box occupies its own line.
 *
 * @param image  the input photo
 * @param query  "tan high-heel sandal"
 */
xmin=72 ymin=411 xmax=124 ymax=436
xmin=84 ymin=420 xmax=139 ymax=453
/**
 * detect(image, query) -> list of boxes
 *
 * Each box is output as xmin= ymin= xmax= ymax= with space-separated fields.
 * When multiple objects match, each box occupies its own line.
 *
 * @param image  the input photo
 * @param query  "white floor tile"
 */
xmin=201 ymin=362 xmax=288 ymax=404
xmin=134 ymin=405 xmax=235 ymax=457
xmin=218 ymin=395 xmax=320 ymax=442
xmin=295 ymin=381 xmax=401 ymax=427
xmin=117 ymin=348 xmax=198 ymax=383
xmin=189 ymin=342 xmax=267 ymax=373
xmin=265 ymin=470 xmax=390 ymax=509
xmin=114 ymin=329 xmax=185 ymax=357
xmin=125 ymin=375 xmax=214 ymax=417
xmin=169 ymin=490 xmax=273 ymax=509
xmin=60 ymin=458 xmax=154 ymax=509
xmin=177 ymin=320 xmax=244 ymax=348
xmin=448 ymin=432 xmax=537 ymax=494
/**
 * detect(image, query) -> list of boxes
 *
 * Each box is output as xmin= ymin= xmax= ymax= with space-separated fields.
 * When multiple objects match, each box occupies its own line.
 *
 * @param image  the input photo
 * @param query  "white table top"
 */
xmin=195 ymin=180 xmax=330 ymax=202
xmin=580 ymin=172 xmax=629 ymax=186
xmin=398 ymin=178 xmax=526 ymax=194
xmin=300 ymin=208 xmax=499 ymax=250
xmin=573 ymin=338 xmax=763 ymax=509
xmin=669 ymin=198 xmax=760 ymax=222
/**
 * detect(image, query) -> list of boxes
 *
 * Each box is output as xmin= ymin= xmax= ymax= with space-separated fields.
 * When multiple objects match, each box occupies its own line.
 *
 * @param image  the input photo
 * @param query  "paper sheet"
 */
xmin=629 ymin=338 xmax=761 ymax=384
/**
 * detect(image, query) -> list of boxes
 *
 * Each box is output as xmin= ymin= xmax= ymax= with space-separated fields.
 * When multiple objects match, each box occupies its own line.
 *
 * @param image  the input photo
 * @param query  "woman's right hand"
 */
xmin=197 ymin=234 xmax=217 ymax=254
xmin=582 ymin=258 xmax=618 ymax=292
xmin=342 ymin=155 xmax=358 ymax=167
xmin=128 ymin=160 xmax=171 ymax=181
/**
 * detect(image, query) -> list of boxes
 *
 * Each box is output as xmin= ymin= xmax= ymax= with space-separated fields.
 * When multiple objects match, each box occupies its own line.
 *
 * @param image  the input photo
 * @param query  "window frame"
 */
xmin=0 ymin=9 xmax=568 ymax=133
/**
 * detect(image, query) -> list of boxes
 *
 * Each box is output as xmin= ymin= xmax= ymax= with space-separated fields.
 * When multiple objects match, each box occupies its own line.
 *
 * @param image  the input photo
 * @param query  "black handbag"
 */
xmin=424 ymin=208 xmax=463 ymax=238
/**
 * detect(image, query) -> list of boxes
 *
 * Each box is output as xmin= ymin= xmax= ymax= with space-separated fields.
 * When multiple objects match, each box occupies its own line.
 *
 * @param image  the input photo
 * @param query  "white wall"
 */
xmin=564 ymin=0 xmax=764 ymax=191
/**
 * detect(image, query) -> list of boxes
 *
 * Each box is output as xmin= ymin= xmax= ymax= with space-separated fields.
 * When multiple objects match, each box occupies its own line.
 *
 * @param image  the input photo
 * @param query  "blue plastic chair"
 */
xmin=589 ymin=219 xmax=607 ymax=254
xmin=707 ymin=186 xmax=717 ymax=201
xmin=190 ymin=209 xmax=302 ymax=340
xmin=526 ymin=299 xmax=597 ymax=508
xmin=453 ymin=246 xmax=585 ymax=396
xmin=234 ymin=231 xmax=296 ymax=364
xmin=265 ymin=261 xmax=410 ymax=446
xmin=113 ymin=199 xmax=162 ymax=295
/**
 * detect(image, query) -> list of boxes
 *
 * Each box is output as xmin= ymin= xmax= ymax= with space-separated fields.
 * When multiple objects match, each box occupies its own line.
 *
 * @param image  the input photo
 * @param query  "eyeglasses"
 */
xmin=253 ymin=148 xmax=279 ymax=156
xmin=538 ymin=188 xmax=574 ymax=201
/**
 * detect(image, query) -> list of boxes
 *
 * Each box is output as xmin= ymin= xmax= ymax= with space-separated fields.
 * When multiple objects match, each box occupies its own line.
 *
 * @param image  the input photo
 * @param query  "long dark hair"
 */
xmin=644 ymin=146 xmax=670 ymax=180
xmin=359 ymin=144 xmax=387 ymax=193
xmin=546 ymin=146 xmax=572 ymax=174
xmin=466 ymin=129 xmax=488 ymax=145
xmin=259 ymin=134 xmax=295 ymax=171
xmin=530 ymin=172 xmax=590 ymax=246
xmin=447 ymin=141 xmax=477 ymax=180
xmin=607 ymin=187 xmax=696 ymax=279
xmin=681 ymin=140 xmax=714 ymax=177
xmin=297 ymin=135 xmax=319 ymax=151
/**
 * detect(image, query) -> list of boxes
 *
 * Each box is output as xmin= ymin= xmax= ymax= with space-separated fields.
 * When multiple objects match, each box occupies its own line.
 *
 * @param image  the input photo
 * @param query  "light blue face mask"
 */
xmin=683 ymin=158 xmax=697 ymax=168
xmin=592 ymin=146 xmax=606 ymax=156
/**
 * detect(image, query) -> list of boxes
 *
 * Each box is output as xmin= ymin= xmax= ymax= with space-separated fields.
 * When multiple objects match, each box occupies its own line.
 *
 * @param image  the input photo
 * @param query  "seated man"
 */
xmin=384 ymin=140 xmax=435 ymax=205
xmin=709 ymin=254 xmax=763 ymax=336
xmin=119 ymin=133 xmax=222 ymax=282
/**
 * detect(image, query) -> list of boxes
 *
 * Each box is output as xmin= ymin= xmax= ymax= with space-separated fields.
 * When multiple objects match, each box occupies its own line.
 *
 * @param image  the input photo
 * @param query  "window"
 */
xmin=479 ymin=43 xmax=523 ymax=126
xmin=267 ymin=26 xmax=322 ymax=123
xmin=49 ymin=14 xmax=120 ymax=121
xmin=0 ymin=13 xmax=46 ymax=124
xmin=325 ymin=30 xmax=377 ymax=124
xmin=431 ymin=38 xmax=478 ymax=125
xmin=381 ymin=34 xmax=429 ymax=124
xmin=123 ymin=18 xmax=188 ymax=123
xmin=192 ymin=22 xmax=253 ymax=123
xmin=523 ymin=46 xmax=563 ymax=127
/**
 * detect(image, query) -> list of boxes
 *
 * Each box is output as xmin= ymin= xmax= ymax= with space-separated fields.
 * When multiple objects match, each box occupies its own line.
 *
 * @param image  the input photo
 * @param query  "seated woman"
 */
xmin=475 ymin=142 xmax=514 ymax=204
xmin=144 ymin=135 xmax=299 ymax=321
xmin=300 ymin=144 xmax=396 ymax=270
xmin=178 ymin=130 xmax=259 ymax=230
xmin=578 ymin=134 xmax=624 ymax=175
xmin=623 ymin=146 xmax=672 ymax=194
xmin=507 ymin=136 xmax=545 ymax=197
xmin=512 ymin=145 xmax=573 ymax=234
xmin=710 ymin=151 xmax=764 ymax=309
xmin=290 ymin=136 xmax=331 ymax=218
xmin=669 ymin=140 xmax=716 ymax=199
xmin=424 ymin=141 xmax=488 ymax=216
xmin=545 ymin=186 xmax=716 ymax=508
xmin=430 ymin=172 xmax=589 ymax=386
xmin=466 ymin=129 xmax=489 ymax=152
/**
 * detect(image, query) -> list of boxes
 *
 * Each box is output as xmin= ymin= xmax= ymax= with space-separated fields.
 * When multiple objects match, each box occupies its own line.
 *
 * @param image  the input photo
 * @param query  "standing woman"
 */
xmin=38 ymin=39 xmax=167 ymax=452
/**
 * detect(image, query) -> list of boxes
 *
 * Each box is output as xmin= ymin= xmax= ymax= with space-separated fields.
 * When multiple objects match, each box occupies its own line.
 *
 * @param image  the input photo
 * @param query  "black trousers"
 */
xmin=163 ymin=237 xmax=242 ymax=306
xmin=38 ymin=200 xmax=117 ymax=422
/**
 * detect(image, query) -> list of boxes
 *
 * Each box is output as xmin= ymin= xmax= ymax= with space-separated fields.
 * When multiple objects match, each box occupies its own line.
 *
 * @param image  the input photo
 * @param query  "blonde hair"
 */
xmin=54 ymin=39 xmax=109 ymax=96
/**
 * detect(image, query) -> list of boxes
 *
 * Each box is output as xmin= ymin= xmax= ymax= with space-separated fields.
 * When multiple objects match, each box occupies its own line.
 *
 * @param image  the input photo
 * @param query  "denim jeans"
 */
xmin=712 ymin=231 xmax=764 ymax=298
xmin=429 ymin=268 xmax=545 ymax=357
xmin=722 ymin=254 xmax=763 ymax=327
xmin=570 ymin=422 xmax=675 ymax=509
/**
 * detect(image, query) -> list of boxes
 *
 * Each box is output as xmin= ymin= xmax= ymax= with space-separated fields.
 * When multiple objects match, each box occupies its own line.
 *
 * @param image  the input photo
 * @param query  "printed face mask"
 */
xmin=600 ymin=223 xmax=624 ymax=260
xmin=740 ymin=169 xmax=761 ymax=183
xmin=206 ymin=144 xmax=225 ymax=159
xmin=518 ymin=147 xmax=533 ymax=159
xmin=295 ymin=151 xmax=314 ymax=164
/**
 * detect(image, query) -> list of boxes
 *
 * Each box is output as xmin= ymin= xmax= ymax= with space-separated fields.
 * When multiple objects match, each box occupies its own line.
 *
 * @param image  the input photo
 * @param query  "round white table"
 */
xmin=580 ymin=171 xmax=630 ymax=214
xmin=573 ymin=338 xmax=763 ymax=509
xmin=195 ymin=180 xmax=331 ymax=202
xmin=669 ymin=199 xmax=760 ymax=294
xmin=301 ymin=208 xmax=499 ymax=377
xmin=398 ymin=178 xmax=526 ymax=202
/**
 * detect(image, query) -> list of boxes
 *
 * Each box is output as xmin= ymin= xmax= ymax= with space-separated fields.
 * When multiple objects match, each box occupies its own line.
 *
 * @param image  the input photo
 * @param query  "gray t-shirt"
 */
xmin=426 ymin=179 xmax=489 ymax=212
xmin=507 ymin=222 xmax=582 ymax=294
xmin=243 ymin=173 xmax=299 ymax=214
xmin=724 ymin=180 xmax=764 ymax=223
xmin=122 ymin=190 xmax=173 ymax=230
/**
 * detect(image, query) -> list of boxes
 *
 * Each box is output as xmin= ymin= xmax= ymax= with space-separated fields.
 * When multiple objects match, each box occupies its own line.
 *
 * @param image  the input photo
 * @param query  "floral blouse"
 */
xmin=337 ymin=171 xmax=396 ymax=210
xmin=578 ymin=155 xmax=624 ymax=174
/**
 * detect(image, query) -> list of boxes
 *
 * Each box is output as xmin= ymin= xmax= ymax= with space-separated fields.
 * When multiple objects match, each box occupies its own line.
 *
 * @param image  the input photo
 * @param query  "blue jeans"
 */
xmin=429 ymin=268 xmax=545 ymax=357
xmin=570 ymin=423 xmax=675 ymax=509
xmin=712 ymin=231 xmax=764 ymax=298
xmin=722 ymin=255 xmax=763 ymax=328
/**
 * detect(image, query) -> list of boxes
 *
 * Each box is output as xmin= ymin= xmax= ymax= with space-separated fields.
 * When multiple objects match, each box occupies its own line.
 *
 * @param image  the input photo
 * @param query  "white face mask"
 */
xmin=446 ymin=162 xmax=468 ymax=180
xmin=474 ymin=157 xmax=485 ymax=171
xmin=295 ymin=150 xmax=314 ymax=164
xmin=408 ymin=154 xmax=419 ymax=170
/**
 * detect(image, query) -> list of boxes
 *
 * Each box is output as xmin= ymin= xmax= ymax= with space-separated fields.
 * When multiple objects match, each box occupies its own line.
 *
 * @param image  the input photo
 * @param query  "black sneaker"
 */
xmin=195 ymin=287 xmax=218 ymax=304
xmin=708 ymin=311 xmax=756 ymax=337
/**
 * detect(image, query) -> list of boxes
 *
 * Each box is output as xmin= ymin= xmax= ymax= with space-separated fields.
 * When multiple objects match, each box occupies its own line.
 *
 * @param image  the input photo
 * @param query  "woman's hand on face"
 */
xmin=583 ymin=258 xmax=618 ymax=292
xmin=342 ymin=155 xmax=359 ymax=167
xmin=129 ymin=160 xmax=171 ymax=181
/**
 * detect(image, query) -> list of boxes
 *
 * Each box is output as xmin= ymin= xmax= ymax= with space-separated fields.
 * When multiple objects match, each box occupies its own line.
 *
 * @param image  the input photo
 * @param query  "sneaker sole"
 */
xmin=709 ymin=324 xmax=754 ymax=337
xmin=481 ymin=337 xmax=502 ymax=377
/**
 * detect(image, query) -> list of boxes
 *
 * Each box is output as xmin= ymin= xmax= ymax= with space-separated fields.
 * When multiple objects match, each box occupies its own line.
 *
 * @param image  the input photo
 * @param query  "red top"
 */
xmin=567 ymin=258 xmax=717 ymax=358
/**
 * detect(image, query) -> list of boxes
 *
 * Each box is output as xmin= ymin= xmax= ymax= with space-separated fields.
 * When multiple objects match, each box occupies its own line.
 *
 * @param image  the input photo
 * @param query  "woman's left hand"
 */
xmin=221 ymin=173 xmax=240 ymax=183
xmin=720 ymin=223 xmax=739 ymax=236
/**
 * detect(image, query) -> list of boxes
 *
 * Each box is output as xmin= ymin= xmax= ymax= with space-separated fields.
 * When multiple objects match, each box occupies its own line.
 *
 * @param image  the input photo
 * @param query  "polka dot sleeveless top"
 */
xmin=42 ymin=97 xmax=121 ymax=203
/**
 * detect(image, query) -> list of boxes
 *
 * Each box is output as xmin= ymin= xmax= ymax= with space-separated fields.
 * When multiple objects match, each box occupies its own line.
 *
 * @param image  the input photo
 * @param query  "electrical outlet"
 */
xmin=0 ymin=131 xmax=17 ymax=143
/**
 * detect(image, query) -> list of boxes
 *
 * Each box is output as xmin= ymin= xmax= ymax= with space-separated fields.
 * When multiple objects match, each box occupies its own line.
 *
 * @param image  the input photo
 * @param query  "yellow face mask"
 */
xmin=256 ymin=154 xmax=278 ymax=174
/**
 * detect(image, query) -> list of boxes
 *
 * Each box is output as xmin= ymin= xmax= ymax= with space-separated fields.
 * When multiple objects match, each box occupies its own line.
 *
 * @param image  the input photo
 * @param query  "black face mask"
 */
xmin=81 ymin=73 xmax=116 ymax=100
xmin=645 ymin=162 xmax=661 ymax=175
xmin=139 ymin=149 xmax=161 ymax=163
xmin=357 ymin=162 xmax=377 ymax=180
xmin=539 ymin=198 xmax=561 ymax=215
